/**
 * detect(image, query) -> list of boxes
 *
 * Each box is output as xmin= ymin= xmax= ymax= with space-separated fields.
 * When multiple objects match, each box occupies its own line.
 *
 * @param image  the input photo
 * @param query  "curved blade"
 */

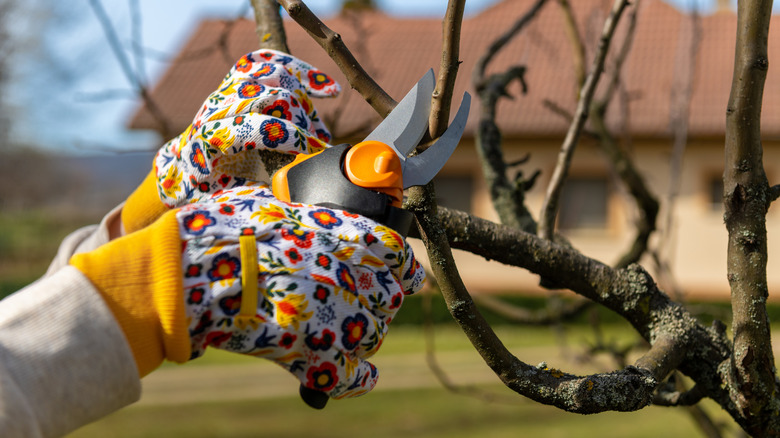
xmin=402 ymin=92 xmax=471 ymax=188
xmin=362 ymin=69 xmax=435 ymax=159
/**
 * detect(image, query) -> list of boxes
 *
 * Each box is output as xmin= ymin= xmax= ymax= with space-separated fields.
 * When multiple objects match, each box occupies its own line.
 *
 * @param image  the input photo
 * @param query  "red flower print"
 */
xmin=251 ymin=64 xmax=274 ymax=79
xmin=188 ymin=287 xmax=205 ymax=305
xmin=285 ymin=247 xmax=302 ymax=264
xmin=314 ymin=285 xmax=330 ymax=304
xmin=218 ymin=293 xmax=242 ymax=316
xmin=341 ymin=314 xmax=369 ymax=350
xmin=235 ymin=54 xmax=253 ymax=72
xmin=219 ymin=203 xmax=236 ymax=215
xmin=189 ymin=144 xmax=209 ymax=174
xmin=218 ymin=174 xmax=231 ymax=187
xmin=281 ymin=228 xmax=314 ymax=248
xmin=305 ymin=329 xmax=335 ymax=351
xmin=233 ymin=115 xmax=245 ymax=125
xmin=315 ymin=253 xmax=332 ymax=270
xmin=183 ymin=211 xmax=216 ymax=236
xmin=306 ymin=362 xmax=338 ymax=392
xmin=260 ymin=119 xmax=289 ymax=148
xmin=238 ymin=83 xmax=264 ymax=99
xmin=309 ymin=209 xmax=342 ymax=229
xmin=208 ymin=253 xmax=241 ymax=281
xmin=259 ymin=52 xmax=274 ymax=61
xmin=307 ymin=70 xmax=334 ymax=90
xmin=280 ymin=333 xmax=297 ymax=349
xmin=205 ymin=331 xmax=232 ymax=348
xmin=263 ymin=100 xmax=292 ymax=121
xmin=364 ymin=233 xmax=377 ymax=245
xmin=389 ymin=293 xmax=403 ymax=310
xmin=336 ymin=263 xmax=356 ymax=293
xmin=185 ymin=264 xmax=202 ymax=278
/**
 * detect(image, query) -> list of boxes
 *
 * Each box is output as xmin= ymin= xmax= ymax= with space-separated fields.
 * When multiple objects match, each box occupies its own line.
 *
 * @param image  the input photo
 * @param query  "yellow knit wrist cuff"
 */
xmin=122 ymin=169 xmax=169 ymax=234
xmin=71 ymin=209 xmax=190 ymax=376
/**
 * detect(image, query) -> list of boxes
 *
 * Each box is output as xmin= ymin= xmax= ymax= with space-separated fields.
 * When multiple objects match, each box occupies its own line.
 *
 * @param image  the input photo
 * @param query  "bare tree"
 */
xmin=250 ymin=0 xmax=780 ymax=435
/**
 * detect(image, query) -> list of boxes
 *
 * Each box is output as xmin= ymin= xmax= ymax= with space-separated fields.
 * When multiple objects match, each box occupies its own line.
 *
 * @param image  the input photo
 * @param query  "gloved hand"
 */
xmin=71 ymin=184 xmax=425 ymax=400
xmin=121 ymin=49 xmax=341 ymax=234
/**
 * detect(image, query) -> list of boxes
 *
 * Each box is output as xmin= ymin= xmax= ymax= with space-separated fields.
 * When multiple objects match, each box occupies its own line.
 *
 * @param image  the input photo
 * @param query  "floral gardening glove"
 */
xmin=71 ymin=184 xmax=425 ymax=401
xmin=121 ymin=49 xmax=341 ymax=233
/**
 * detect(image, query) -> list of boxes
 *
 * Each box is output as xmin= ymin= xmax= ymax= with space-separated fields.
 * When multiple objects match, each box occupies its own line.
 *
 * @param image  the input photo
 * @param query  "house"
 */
xmin=129 ymin=0 xmax=780 ymax=300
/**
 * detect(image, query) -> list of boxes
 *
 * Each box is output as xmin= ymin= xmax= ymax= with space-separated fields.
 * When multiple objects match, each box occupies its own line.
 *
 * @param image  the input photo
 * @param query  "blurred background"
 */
xmin=0 ymin=0 xmax=759 ymax=436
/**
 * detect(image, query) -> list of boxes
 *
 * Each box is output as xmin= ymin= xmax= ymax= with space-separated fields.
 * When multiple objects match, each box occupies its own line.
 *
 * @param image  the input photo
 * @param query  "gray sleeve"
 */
xmin=0 ymin=266 xmax=141 ymax=438
xmin=45 ymin=203 xmax=123 ymax=277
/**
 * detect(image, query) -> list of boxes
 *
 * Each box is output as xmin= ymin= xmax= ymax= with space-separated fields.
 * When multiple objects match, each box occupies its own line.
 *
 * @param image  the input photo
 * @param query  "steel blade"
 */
xmin=362 ymin=69 xmax=435 ymax=160
xmin=402 ymin=92 xmax=471 ymax=188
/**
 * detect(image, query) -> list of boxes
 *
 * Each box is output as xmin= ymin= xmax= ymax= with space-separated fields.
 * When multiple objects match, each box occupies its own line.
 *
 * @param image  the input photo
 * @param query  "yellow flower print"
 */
xmin=208 ymin=125 xmax=236 ymax=152
xmin=251 ymin=203 xmax=287 ymax=224
xmin=160 ymin=165 xmax=183 ymax=198
xmin=274 ymin=293 xmax=313 ymax=330
xmin=375 ymin=225 xmax=403 ymax=252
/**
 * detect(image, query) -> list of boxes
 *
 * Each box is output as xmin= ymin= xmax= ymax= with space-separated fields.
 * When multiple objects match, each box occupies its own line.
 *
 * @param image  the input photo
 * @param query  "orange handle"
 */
xmin=271 ymin=151 xmax=321 ymax=202
xmin=272 ymin=141 xmax=404 ymax=208
xmin=343 ymin=141 xmax=404 ymax=207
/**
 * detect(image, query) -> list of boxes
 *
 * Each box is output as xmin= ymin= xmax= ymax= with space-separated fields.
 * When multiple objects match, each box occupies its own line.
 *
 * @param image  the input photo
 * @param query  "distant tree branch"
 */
xmin=556 ymin=0 xmax=586 ymax=94
xmin=723 ymin=0 xmax=778 ymax=433
xmin=538 ymin=0 xmax=630 ymax=240
xmin=88 ymin=0 xmax=171 ymax=139
xmin=471 ymin=0 xmax=547 ymax=233
xmin=474 ymin=294 xmax=591 ymax=325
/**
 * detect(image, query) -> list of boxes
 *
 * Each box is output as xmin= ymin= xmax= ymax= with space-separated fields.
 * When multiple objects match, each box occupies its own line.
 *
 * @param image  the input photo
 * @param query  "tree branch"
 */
xmin=250 ymin=0 xmax=295 ymax=176
xmin=429 ymin=0 xmax=465 ymax=140
xmin=277 ymin=0 xmax=396 ymax=117
xmin=471 ymin=0 xmax=547 ymax=233
xmin=723 ymin=0 xmax=778 ymax=432
xmin=538 ymin=0 xmax=630 ymax=240
xmin=250 ymin=0 xmax=289 ymax=53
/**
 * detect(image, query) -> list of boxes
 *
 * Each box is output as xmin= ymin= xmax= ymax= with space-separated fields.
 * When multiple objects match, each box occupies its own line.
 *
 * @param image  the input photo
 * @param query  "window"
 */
xmin=708 ymin=176 xmax=724 ymax=210
xmin=558 ymin=176 xmax=609 ymax=231
xmin=433 ymin=176 xmax=473 ymax=213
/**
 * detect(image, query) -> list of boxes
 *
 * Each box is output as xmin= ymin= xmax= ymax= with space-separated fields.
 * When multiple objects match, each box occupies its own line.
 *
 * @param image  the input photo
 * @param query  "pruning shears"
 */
xmin=272 ymin=69 xmax=471 ymax=237
xmin=271 ymin=71 xmax=469 ymax=410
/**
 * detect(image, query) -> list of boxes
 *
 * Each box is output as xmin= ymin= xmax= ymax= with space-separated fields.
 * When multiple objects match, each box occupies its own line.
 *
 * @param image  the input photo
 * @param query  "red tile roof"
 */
xmin=129 ymin=0 xmax=780 ymax=140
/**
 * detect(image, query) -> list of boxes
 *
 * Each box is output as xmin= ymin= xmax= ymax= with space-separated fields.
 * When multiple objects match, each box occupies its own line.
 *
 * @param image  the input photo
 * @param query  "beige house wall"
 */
xmin=411 ymin=137 xmax=780 ymax=301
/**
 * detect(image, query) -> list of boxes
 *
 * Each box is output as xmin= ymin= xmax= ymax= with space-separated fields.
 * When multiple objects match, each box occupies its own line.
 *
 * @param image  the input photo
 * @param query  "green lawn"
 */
xmin=68 ymin=326 xmax=741 ymax=438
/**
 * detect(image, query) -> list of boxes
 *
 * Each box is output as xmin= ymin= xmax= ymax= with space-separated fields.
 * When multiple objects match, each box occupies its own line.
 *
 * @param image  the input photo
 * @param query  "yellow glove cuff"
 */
xmin=122 ymin=169 xmax=169 ymax=234
xmin=71 ymin=209 xmax=190 ymax=377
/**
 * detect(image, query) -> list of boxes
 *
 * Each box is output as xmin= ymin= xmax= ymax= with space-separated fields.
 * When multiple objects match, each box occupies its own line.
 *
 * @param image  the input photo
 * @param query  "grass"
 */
xmin=68 ymin=325 xmax=743 ymax=438
xmin=0 ymin=210 xmax=97 ymax=298
xmin=70 ymin=387 xmax=716 ymax=438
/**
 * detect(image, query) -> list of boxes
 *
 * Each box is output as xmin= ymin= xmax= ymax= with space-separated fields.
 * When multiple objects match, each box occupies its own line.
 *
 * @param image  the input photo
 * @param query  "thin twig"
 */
xmin=538 ymin=0 xmax=630 ymax=240
xmin=88 ymin=0 xmax=171 ymax=139
xmin=429 ymin=0 xmax=465 ymax=139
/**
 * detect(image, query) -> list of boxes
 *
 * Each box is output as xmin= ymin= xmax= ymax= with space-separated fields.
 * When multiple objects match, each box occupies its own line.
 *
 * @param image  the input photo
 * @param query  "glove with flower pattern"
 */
xmin=121 ymin=49 xmax=341 ymax=234
xmin=71 ymin=184 xmax=425 ymax=402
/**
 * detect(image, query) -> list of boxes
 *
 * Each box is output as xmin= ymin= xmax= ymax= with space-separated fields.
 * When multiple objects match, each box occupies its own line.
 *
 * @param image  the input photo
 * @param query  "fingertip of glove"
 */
xmin=299 ymin=384 xmax=329 ymax=410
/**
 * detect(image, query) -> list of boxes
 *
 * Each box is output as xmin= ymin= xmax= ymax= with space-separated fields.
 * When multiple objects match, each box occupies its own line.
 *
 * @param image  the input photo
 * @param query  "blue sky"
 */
xmin=15 ymin=0 xmax=725 ymax=154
